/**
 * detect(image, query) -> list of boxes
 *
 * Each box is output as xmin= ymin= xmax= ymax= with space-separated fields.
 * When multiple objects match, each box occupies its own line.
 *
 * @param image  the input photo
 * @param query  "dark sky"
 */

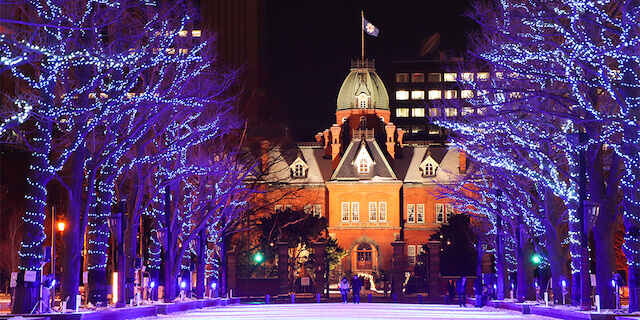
xmin=265 ymin=1 xmax=476 ymax=140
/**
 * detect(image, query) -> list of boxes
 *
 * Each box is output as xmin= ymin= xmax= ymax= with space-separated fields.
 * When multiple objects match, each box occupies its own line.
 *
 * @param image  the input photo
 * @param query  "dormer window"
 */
xmin=293 ymin=164 xmax=304 ymax=177
xmin=289 ymin=156 xmax=309 ymax=179
xmin=424 ymin=163 xmax=435 ymax=176
xmin=419 ymin=153 xmax=439 ymax=177
xmin=352 ymin=141 xmax=375 ymax=174
xmin=357 ymin=93 xmax=370 ymax=108
xmin=358 ymin=157 xmax=370 ymax=173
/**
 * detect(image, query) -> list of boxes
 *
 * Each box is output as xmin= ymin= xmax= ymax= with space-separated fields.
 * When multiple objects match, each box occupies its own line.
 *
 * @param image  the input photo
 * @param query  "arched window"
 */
xmin=293 ymin=163 xmax=304 ymax=178
xmin=423 ymin=163 xmax=435 ymax=176
xmin=359 ymin=116 xmax=367 ymax=130
xmin=356 ymin=243 xmax=373 ymax=269
xmin=358 ymin=157 xmax=370 ymax=173
xmin=357 ymin=93 xmax=369 ymax=108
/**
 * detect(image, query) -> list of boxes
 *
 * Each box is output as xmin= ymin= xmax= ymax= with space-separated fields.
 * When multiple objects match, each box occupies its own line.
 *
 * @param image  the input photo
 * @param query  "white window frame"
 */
xmin=358 ymin=157 xmax=370 ymax=174
xmin=445 ymin=204 xmax=454 ymax=222
xmin=407 ymin=204 xmax=415 ymax=223
xmin=436 ymin=204 xmax=445 ymax=223
xmin=275 ymin=205 xmax=283 ymax=212
xmin=293 ymin=163 xmax=305 ymax=178
xmin=304 ymin=204 xmax=312 ymax=214
xmin=351 ymin=202 xmax=360 ymax=222
xmin=284 ymin=205 xmax=292 ymax=210
xmin=424 ymin=163 xmax=435 ymax=177
xmin=408 ymin=245 xmax=416 ymax=265
xmin=417 ymin=204 xmax=425 ymax=223
xmin=342 ymin=202 xmax=350 ymax=222
xmin=378 ymin=202 xmax=387 ymax=221
xmin=313 ymin=204 xmax=322 ymax=217
xmin=369 ymin=202 xmax=377 ymax=222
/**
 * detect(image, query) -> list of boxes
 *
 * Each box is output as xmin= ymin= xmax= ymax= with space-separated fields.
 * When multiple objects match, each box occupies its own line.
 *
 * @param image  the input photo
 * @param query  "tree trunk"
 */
xmin=60 ymin=147 xmax=85 ymax=311
xmin=85 ymin=170 xmax=113 ymax=306
xmin=11 ymin=116 xmax=52 ymax=314
xmin=545 ymin=219 xmax=569 ymax=305
xmin=593 ymin=210 xmax=617 ymax=309
xmin=523 ymin=239 xmax=536 ymax=301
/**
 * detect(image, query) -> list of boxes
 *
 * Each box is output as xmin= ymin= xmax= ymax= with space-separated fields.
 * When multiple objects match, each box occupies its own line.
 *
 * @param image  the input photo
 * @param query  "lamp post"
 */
xmin=51 ymin=206 xmax=64 ymax=309
xmin=108 ymin=202 xmax=126 ymax=307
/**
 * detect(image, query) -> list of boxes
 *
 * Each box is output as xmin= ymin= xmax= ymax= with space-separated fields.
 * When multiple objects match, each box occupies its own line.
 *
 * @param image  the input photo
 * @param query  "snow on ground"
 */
xmin=156 ymin=303 xmax=558 ymax=320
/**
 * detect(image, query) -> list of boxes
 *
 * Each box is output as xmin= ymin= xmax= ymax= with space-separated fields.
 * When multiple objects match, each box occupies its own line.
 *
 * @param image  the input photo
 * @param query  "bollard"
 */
xmin=595 ymin=295 xmax=600 ymax=312
xmin=393 ymin=294 xmax=397 ymax=303
xmin=291 ymin=293 xmax=295 ymax=304
xmin=76 ymin=295 xmax=81 ymax=312
xmin=368 ymin=293 xmax=372 ymax=303
xmin=266 ymin=294 xmax=270 ymax=304
xmin=317 ymin=293 xmax=321 ymax=303
xmin=418 ymin=294 xmax=423 ymax=304
xmin=544 ymin=292 xmax=548 ymax=306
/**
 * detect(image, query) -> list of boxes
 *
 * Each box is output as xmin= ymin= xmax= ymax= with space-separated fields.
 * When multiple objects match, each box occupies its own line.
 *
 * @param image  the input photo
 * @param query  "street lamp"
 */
xmin=108 ymin=208 xmax=126 ymax=307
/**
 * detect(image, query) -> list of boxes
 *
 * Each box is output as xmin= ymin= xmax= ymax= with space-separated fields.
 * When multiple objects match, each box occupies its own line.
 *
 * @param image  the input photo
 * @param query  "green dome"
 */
xmin=336 ymin=60 xmax=389 ymax=111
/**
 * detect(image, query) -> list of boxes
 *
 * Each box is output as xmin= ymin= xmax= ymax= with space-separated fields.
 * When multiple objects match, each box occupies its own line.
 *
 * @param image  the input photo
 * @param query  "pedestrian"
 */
xmin=447 ymin=279 xmax=456 ymax=304
xmin=339 ymin=277 xmax=350 ymax=304
xmin=456 ymin=276 xmax=467 ymax=307
xmin=383 ymin=280 xmax=389 ymax=297
xmin=480 ymin=284 xmax=489 ymax=307
xmin=351 ymin=275 xmax=362 ymax=304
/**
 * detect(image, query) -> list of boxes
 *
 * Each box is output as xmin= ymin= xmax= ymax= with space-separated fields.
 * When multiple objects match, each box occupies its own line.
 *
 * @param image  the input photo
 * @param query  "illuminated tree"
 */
xmin=0 ymin=0 xmax=247 ymax=312
xmin=434 ymin=0 xmax=640 ymax=309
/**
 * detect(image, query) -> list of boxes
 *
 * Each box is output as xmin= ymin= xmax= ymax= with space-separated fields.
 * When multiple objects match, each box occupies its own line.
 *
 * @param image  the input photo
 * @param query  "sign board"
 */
xmin=83 ymin=271 xmax=89 ymax=284
xmin=24 ymin=270 xmax=37 ymax=282
xmin=10 ymin=272 xmax=18 ymax=287
xmin=590 ymin=274 xmax=596 ymax=287
xmin=301 ymin=277 xmax=310 ymax=286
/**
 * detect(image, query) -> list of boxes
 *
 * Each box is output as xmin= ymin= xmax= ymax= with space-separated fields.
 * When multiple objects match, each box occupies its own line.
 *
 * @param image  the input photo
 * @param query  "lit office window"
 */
xmin=429 ymin=108 xmax=440 ymax=117
xmin=477 ymin=72 xmax=490 ymax=80
xmin=444 ymin=90 xmax=457 ymax=99
xmin=412 ymin=108 xmax=425 ymax=117
xmin=412 ymin=125 xmax=425 ymax=133
xmin=443 ymin=73 xmax=457 ymax=82
xmin=461 ymin=90 xmax=474 ymax=99
xmin=445 ymin=108 xmax=458 ymax=117
xmin=462 ymin=107 xmax=474 ymax=116
xmin=407 ymin=204 xmax=415 ymax=223
xmin=428 ymin=90 xmax=441 ymax=100
xmin=378 ymin=202 xmax=387 ymax=221
xmin=461 ymin=72 xmax=474 ymax=81
xmin=411 ymin=90 xmax=425 ymax=100
xmin=412 ymin=73 xmax=425 ymax=82
xmin=428 ymin=125 xmax=440 ymax=135
xmin=396 ymin=90 xmax=409 ymax=100
xmin=396 ymin=108 xmax=410 ymax=118
xmin=396 ymin=73 xmax=409 ymax=83
xmin=428 ymin=73 xmax=442 ymax=82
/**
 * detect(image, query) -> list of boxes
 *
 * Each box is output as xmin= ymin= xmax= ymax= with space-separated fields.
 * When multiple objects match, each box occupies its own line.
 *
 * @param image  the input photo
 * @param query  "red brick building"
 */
xmin=253 ymin=58 xmax=468 ymax=284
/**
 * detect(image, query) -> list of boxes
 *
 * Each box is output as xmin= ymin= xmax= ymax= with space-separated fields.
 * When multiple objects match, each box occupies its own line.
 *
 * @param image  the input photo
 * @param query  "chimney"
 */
xmin=323 ymin=129 xmax=331 ymax=158
xmin=459 ymin=149 xmax=467 ymax=174
xmin=261 ymin=140 xmax=270 ymax=172
xmin=330 ymin=124 xmax=342 ymax=169
xmin=385 ymin=122 xmax=397 ymax=159
xmin=315 ymin=132 xmax=323 ymax=143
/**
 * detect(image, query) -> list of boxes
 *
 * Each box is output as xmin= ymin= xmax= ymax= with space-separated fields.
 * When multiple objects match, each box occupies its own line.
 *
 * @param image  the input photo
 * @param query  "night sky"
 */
xmin=265 ymin=0 xmax=476 ymax=140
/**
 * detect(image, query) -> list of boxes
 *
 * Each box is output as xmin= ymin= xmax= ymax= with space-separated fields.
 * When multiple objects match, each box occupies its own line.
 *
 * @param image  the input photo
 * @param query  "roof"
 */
xmin=336 ymin=63 xmax=389 ymax=111
xmin=331 ymin=139 xmax=397 ymax=180
xmin=395 ymin=145 xmax=465 ymax=183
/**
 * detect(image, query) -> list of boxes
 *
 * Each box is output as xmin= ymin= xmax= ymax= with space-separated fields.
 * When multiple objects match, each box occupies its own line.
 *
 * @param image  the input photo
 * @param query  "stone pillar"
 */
xmin=313 ymin=241 xmax=327 ymax=296
xmin=277 ymin=242 xmax=289 ymax=297
xmin=330 ymin=124 xmax=342 ymax=169
xmin=391 ymin=240 xmax=405 ymax=298
xmin=323 ymin=129 xmax=330 ymax=158
xmin=226 ymin=250 xmax=237 ymax=297
xmin=385 ymin=123 xmax=396 ymax=159
xmin=428 ymin=240 xmax=442 ymax=301
xmin=315 ymin=132 xmax=323 ymax=143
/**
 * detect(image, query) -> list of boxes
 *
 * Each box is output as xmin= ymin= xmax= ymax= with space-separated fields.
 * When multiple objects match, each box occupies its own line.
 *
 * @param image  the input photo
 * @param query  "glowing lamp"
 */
xmin=57 ymin=222 xmax=66 ymax=232
xmin=561 ymin=280 xmax=566 ymax=288
xmin=180 ymin=281 xmax=186 ymax=289
xmin=150 ymin=281 xmax=156 ymax=288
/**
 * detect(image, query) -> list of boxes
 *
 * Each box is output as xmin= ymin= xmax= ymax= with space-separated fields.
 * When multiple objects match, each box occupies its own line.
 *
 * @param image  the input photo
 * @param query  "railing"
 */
xmin=297 ymin=142 xmax=323 ymax=148
xmin=352 ymin=128 xmax=374 ymax=140
xmin=351 ymin=59 xmax=375 ymax=69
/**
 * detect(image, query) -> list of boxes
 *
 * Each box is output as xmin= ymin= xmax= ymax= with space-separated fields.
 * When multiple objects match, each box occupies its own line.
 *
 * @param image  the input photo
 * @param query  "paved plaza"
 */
xmin=157 ymin=303 xmax=556 ymax=320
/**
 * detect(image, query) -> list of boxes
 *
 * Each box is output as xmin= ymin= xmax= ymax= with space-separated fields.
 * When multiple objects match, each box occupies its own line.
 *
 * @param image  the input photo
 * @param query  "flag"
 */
xmin=363 ymin=18 xmax=379 ymax=37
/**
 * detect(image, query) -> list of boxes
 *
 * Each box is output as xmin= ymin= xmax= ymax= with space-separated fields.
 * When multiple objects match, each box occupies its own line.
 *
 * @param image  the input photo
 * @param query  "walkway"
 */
xmin=156 ymin=303 xmax=557 ymax=320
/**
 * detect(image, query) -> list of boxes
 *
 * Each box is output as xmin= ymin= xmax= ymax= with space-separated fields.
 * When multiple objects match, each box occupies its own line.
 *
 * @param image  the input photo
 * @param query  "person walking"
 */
xmin=456 ymin=276 xmax=467 ymax=307
xmin=339 ymin=277 xmax=350 ymax=304
xmin=447 ymin=279 xmax=456 ymax=304
xmin=351 ymin=275 xmax=362 ymax=304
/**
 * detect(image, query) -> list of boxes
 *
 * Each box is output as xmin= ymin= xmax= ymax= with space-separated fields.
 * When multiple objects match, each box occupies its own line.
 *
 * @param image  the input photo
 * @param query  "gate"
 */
xmin=405 ymin=252 xmax=430 ymax=295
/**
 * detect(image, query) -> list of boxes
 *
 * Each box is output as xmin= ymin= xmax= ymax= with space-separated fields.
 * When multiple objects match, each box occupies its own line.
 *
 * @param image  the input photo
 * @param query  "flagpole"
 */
xmin=361 ymin=10 xmax=364 ymax=61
